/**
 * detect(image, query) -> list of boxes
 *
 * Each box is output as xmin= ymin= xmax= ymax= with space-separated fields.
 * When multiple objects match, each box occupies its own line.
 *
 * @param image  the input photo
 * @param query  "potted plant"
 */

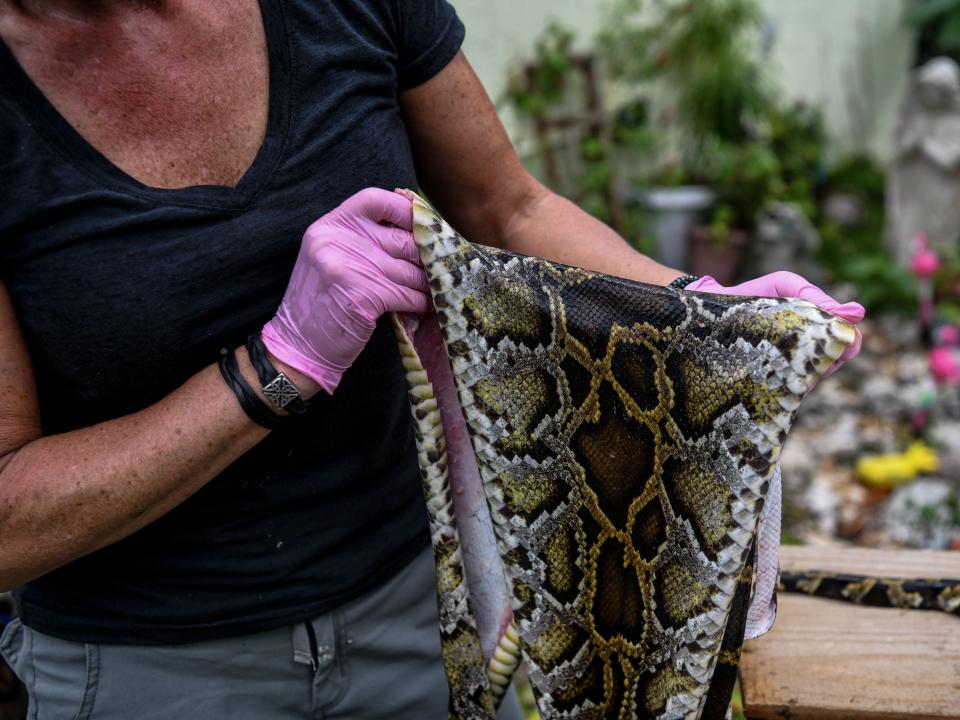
xmin=599 ymin=0 xmax=778 ymax=279
xmin=688 ymin=139 xmax=780 ymax=280
xmin=503 ymin=23 xmax=631 ymax=233
xmin=605 ymin=98 xmax=716 ymax=265
xmin=625 ymin=148 xmax=717 ymax=272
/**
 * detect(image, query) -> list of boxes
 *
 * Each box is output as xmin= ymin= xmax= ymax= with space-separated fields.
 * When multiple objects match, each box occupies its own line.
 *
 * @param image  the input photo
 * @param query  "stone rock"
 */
xmin=805 ymin=413 xmax=861 ymax=462
xmin=800 ymin=468 xmax=859 ymax=538
xmin=823 ymin=193 xmax=865 ymax=227
xmin=938 ymin=452 xmax=960 ymax=483
xmin=861 ymin=375 xmax=901 ymax=417
xmin=883 ymin=478 xmax=960 ymax=549
xmin=799 ymin=376 xmax=860 ymax=417
xmin=929 ymin=421 xmax=960 ymax=481
xmin=895 ymin=353 xmax=932 ymax=383
xmin=871 ymin=316 xmax=920 ymax=352
xmin=801 ymin=473 xmax=841 ymax=537
xmin=748 ymin=202 xmax=822 ymax=283
xmin=780 ymin=315 xmax=960 ymax=545
xmin=929 ymin=420 xmax=960 ymax=456
xmin=779 ymin=438 xmax=817 ymax=495
xmin=856 ymin=418 xmax=899 ymax=455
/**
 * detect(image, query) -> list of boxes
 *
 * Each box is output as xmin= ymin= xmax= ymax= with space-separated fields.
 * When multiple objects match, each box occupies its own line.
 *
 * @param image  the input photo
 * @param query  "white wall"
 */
xmin=759 ymin=0 xmax=913 ymax=159
xmin=451 ymin=0 xmax=604 ymax=153
xmin=451 ymin=0 xmax=915 ymax=160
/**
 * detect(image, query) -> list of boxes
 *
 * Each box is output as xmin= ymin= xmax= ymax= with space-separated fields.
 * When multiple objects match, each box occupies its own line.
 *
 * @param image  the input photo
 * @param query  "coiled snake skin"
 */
xmin=393 ymin=195 xmax=856 ymax=719
xmin=779 ymin=571 xmax=960 ymax=615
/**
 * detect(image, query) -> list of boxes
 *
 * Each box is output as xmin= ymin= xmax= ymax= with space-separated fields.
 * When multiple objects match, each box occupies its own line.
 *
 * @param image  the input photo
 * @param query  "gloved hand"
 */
xmin=686 ymin=272 xmax=864 ymax=374
xmin=262 ymin=187 xmax=429 ymax=394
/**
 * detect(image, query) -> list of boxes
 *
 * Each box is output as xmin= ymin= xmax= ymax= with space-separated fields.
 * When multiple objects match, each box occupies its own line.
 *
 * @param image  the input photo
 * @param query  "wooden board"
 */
xmin=741 ymin=546 xmax=960 ymax=719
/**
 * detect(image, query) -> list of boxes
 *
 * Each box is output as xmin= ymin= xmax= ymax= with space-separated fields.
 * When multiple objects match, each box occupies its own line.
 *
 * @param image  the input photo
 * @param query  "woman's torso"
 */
xmin=0 ymin=0 xmax=464 ymax=644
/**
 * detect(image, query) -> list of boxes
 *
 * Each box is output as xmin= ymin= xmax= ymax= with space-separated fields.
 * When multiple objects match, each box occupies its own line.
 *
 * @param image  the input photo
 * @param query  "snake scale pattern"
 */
xmin=779 ymin=571 xmax=960 ymax=615
xmin=394 ymin=195 xmax=855 ymax=719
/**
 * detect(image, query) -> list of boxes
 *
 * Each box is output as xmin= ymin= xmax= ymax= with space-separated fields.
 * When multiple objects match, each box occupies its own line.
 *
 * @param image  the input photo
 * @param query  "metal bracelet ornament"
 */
xmin=246 ymin=333 xmax=310 ymax=414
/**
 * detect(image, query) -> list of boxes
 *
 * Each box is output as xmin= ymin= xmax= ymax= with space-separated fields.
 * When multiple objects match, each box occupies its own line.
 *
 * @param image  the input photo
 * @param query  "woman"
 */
xmin=0 ymin=1 xmax=863 ymax=718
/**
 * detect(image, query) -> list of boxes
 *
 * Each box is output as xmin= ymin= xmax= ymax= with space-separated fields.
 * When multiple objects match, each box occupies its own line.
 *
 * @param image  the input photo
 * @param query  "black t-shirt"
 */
xmin=0 ymin=0 xmax=464 ymax=644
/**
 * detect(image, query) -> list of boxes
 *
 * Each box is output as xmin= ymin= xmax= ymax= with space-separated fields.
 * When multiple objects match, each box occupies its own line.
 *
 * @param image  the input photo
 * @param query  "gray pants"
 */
xmin=0 ymin=548 xmax=523 ymax=720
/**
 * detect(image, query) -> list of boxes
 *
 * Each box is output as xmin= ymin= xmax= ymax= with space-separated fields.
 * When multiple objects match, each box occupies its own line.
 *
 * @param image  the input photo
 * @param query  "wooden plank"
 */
xmin=741 ymin=546 xmax=960 ymax=719
xmin=769 ymin=546 xmax=960 ymax=579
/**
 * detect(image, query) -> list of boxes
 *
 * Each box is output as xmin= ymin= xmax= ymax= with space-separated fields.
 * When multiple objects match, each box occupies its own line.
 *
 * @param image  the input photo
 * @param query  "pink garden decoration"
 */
xmin=910 ymin=233 xmax=940 ymax=333
xmin=929 ymin=346 xmax=960 ymax=385
xmin=909 ymin=233 xmax=941 ymax=278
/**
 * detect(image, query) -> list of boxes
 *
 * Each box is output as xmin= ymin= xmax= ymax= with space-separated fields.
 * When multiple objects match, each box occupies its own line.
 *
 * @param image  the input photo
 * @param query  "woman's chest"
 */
xmin=0 ymin=2 xmax=269 ymax=189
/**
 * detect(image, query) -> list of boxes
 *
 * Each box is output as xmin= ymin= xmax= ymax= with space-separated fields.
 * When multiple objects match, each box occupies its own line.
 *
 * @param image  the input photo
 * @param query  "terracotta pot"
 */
xmin=687 ymin=225 xmax=749 ymax=285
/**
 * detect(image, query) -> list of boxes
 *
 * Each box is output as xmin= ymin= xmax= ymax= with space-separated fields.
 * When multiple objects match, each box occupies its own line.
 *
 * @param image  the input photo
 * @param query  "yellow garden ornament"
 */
xmin=856 ymin=442 xmax=939 ymax=490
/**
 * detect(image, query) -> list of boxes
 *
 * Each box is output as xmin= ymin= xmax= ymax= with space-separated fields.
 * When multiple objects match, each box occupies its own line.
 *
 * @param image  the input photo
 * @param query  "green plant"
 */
xmin=504 ymin=21 xmax=577 ymax=115
xmin=577 ymin=135 xmax=616 ymax=223
xmin=610 ymin=98 xmax=667 ymax=186
xmin=508 ymin=3 xmax=830 ymax=251
xmin=948 ymin=488 xmax=960 ymax=527
xmin=815 ymin=157 xmax=884 ymax=261
xmin=698 ymin=103 xmax=826 ymax=243
xmin=504 ymin=23 xmax=601 ymax=204
xmin=908 ymin=0 xmax=960 ymax=63
xmin=768 ymin=102 xmax=827 ymax=217
xmin=814 ymin=155 xmax=914 ymax=314
xmin=504 ymin=23 xmax=658 ymax=243
xmin=701 ymin=139 xmax=783 ymax=241
xmin=599 ymin=0 xmax=773 ymax=146
xmin=940 ymin=301 xmax=960 ymax=323
xmin=598 ymin=0 xmax=828 ymax=242
xmin=834 ymin=253 xmax=918 ymax=314
xmin=934 ymin=245 xmax=960 ymax=313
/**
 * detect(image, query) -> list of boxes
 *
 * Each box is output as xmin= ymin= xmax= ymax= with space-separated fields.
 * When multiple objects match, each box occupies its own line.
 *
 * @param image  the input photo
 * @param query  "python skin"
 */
xmin=779 ymin=571 xmax=960 ymax=615
xmin=394 ymin=195 xmax=855 ymax=720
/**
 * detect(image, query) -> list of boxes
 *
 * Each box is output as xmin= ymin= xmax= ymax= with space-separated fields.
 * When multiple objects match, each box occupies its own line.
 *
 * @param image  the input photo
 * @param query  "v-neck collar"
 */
xmin=0 ymin=0 xmax=292 ymax=211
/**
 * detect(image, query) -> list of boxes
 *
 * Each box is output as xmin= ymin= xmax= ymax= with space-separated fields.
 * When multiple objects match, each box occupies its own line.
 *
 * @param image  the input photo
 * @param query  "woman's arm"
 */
xmin=0 ymin=189 xmax=426 ymax=592
xmin=399 ymin=51 xmax=684 ymax=286
xmin=0 ymin=279 xmax=283 ymax=590
xmin=398 ymin=50 xmax=864 ymax=372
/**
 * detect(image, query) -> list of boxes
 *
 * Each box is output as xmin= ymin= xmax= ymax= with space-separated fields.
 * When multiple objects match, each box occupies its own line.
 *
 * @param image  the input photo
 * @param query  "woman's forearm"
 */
xmin=501 ymin=186 xmax=685 ymax=286
xmin=0 ymin=348 xmax=314 ymax=591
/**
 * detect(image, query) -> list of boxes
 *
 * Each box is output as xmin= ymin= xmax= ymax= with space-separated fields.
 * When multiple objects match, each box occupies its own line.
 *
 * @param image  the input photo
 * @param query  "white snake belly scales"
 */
xmin=393 ymin=195 xmax=857 ymax=719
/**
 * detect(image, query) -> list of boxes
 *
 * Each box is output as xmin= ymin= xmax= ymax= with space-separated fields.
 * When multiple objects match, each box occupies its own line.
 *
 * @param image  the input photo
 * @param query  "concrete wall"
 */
xmin=451 ymin=0 xmax=915 ymax=160
xmin=760 ymin=0 xmax=914 ymax=160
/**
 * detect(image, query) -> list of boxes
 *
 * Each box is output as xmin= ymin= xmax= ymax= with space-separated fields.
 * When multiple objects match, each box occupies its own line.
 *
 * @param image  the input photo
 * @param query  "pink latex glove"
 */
xmin=262 ymin=187 xmax=429 ymax=394
xmin=686 ymin=272 xmax=864 ymax=375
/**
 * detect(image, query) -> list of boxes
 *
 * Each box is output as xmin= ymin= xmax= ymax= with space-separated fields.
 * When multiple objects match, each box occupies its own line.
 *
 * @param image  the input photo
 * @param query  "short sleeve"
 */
xmin=392 ymin=0 xmax=466 ymax=91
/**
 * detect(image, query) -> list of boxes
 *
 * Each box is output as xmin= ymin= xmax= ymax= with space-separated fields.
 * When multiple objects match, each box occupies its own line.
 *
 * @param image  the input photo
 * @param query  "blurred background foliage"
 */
xmin=910 ymin=0 xmax=960 ymax=65
xmin=501 ymin=0 xmax=945 ymax=314
xmin=494 ymin=3 xmax=960 ymax=717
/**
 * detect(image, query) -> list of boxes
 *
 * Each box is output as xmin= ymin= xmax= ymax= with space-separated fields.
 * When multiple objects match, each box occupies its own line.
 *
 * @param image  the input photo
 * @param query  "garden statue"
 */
xmin=888 ymin=57 xmax=960 ymax=265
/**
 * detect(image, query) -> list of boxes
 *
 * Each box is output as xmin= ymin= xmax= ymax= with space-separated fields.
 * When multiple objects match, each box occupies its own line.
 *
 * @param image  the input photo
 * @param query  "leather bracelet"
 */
xmin=218 ymin=347 xmax=284 ymax=430
xmin=245 ymin=333 xmax=310 ymax=415
xmin=667 ymin=274 xmax=700 ymax=290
